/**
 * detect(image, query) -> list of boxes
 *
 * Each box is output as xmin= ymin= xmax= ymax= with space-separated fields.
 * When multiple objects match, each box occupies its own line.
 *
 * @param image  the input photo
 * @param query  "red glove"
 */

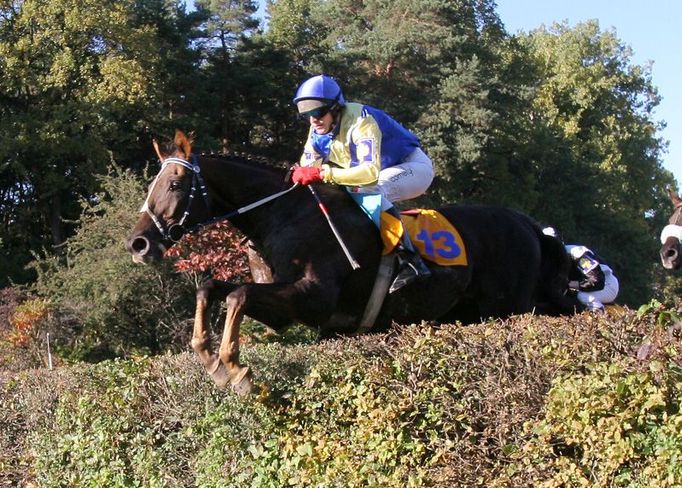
xmin=292 ymin=166 xmax=324 ymax=185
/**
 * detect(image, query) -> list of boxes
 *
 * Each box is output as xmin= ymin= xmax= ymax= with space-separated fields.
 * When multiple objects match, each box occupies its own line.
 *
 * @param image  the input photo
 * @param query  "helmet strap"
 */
xmin=330 ymin=103 xmax=342 ymax=131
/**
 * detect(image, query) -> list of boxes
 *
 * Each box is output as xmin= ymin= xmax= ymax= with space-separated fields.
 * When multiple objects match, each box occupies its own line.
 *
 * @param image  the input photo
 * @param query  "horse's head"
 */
xmin=126 ymin=130 xmax=208 ymax=264
xmin=660 ymin=187 xmax=682 ymax=270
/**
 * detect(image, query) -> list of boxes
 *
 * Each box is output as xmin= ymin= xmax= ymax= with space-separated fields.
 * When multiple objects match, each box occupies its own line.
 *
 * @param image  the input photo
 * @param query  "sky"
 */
xmin=495 ymin=0 xmax=681 ymax=184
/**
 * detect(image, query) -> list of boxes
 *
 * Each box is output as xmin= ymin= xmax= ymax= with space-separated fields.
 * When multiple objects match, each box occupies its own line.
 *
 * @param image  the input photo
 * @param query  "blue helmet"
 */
xmin=293 ymin=75 xmax=345 ymax=113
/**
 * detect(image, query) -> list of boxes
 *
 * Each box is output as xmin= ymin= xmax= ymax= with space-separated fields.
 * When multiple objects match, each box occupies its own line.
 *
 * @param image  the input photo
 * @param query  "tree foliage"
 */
xmin=29 ymin=166 xmax=196 ymax=361
xmin=519 ymin=21 xmax=675 ymax=304
xmin=0 ymin=0 xmax=165 ymax=285
xmin=165 ymin=220 xmax=251 ymax=281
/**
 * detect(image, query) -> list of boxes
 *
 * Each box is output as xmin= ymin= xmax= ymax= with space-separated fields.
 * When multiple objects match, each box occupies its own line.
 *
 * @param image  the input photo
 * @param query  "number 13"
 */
xmin=416 ymin=229 xmax=462 ymax=259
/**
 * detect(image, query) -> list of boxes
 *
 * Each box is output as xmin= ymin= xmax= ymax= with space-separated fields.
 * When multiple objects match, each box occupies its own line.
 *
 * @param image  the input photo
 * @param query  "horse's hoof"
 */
xmin=209 ymin=361 xmax=231 ymax=389
xmin=231 ymin=367 xmax=253 ymax=396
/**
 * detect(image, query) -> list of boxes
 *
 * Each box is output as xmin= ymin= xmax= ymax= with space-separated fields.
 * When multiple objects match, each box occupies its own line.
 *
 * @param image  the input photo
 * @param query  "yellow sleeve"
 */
xmin=299 ymin=129 xmax=324 ymax=167
xmin=322 ymin=115 xmax=382 ymax=186
xmin=322 ymin=163 xmax=379 ymax=185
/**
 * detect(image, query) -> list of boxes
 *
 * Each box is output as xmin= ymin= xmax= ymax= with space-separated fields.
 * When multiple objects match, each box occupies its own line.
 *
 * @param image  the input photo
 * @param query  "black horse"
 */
xmin=126 ymin=130 xmax=572 ymax=393
xmin=660 ymin=187 xmax=682 ymax=270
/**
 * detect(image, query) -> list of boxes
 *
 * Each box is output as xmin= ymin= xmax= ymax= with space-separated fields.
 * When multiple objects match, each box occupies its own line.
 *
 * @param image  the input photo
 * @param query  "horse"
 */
xmin=660 ymin=187 xmax=682 ymax=270
xmin=125 ymin=130 xmax=573 ymax=394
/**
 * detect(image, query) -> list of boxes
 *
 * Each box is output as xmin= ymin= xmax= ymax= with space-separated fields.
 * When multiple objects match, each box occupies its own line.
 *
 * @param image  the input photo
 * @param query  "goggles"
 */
xmin=298 ymin=104 xmax=333 ymax=120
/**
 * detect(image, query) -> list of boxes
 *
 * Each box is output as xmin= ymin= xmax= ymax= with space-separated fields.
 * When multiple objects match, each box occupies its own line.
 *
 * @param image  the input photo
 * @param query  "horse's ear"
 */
xmin=669 ymin=186 xmax=681 ymax=204
xmin=174 ymin=129 xmax=193 ymax=159
xmin=152 ymin=138 xmax=164 ymax=162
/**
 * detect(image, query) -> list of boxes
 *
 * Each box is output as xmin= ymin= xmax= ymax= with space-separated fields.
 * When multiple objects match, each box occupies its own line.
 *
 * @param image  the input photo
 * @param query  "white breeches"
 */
xmin=354 ymin=148 xmax=434 ymax=210
xmin=577 ymin=271 xmax=619 ymax=310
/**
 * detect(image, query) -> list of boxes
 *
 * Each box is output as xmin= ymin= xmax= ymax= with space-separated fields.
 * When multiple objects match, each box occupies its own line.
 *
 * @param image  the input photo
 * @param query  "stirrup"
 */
xmin=389 ymin=254 xmax=431 ymax=294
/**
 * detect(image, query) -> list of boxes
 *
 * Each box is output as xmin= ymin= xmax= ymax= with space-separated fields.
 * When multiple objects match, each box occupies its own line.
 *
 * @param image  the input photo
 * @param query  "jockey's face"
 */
xmin=310 ymin=111 xmax=335 ymax=134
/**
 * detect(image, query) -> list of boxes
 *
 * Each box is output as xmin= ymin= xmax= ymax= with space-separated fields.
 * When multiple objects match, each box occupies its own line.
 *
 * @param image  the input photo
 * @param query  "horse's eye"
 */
xmin=170 ymin=180 xmax=183 ymax=191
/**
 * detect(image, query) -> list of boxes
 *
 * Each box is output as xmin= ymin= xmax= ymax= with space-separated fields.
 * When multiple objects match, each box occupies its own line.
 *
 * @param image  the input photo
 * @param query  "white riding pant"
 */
xmin=353 ymin=147 xmax=434 ymax=211
xmin=577 ymin=266 xmax=619 ymax=311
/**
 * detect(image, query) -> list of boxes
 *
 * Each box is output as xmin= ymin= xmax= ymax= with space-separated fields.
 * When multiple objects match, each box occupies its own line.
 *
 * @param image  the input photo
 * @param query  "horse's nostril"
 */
xmin=131 ymin=236 xmax=150 ymax=255
xmin=665 ymin=248 xmax=678 ymax=258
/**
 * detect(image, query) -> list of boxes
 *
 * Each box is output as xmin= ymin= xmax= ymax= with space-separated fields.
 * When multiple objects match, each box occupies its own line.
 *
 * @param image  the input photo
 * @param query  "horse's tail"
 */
xmin=536 ymin=229 xmax=581 ymax=315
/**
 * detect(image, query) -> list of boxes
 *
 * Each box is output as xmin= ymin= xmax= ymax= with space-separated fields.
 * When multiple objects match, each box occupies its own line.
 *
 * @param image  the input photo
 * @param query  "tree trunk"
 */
xmin=49 ymin=193 xmax=64 ymax=256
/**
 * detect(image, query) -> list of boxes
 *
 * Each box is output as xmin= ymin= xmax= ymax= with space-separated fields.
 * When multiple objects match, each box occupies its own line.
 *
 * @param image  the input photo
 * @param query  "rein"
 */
xmin=141 ymin=155 xmax=298 ymax=242
xmin=183 ymin=183 xmax=299 ymax=235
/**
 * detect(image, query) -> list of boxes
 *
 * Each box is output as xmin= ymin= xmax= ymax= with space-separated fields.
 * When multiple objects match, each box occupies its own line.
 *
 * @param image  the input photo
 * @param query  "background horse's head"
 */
xmin=126 ymin=130 xmax=207 ymax=264
xmin=660 ymin=187 xmax=682 ymax=270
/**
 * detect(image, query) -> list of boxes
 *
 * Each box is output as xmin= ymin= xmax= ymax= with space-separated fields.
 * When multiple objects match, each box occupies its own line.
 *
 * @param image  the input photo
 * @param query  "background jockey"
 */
xmin=543 ymin=227 xmax=620 ymax=311
xmin=291 ymin=74 xmax=434 ymax=293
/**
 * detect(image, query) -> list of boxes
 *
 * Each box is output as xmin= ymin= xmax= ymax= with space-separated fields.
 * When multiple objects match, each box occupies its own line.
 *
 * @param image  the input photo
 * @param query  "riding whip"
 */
xmin=308 ymin=185 xmax=361 ymax=270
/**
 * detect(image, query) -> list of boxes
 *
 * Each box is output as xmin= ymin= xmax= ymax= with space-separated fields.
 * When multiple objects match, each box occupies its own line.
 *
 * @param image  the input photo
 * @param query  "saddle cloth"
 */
xmin=346 ymin=192 xmax=467 ymax=266
xmin=381 ymin=209 xmax=468 ymax=266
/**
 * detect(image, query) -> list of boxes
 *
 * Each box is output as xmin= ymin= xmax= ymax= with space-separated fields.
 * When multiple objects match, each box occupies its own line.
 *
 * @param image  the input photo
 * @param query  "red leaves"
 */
xmin=8 ymin=298 xmax=51 ymax=347
xmin=164 ymin=221 xmax=251 ymax=281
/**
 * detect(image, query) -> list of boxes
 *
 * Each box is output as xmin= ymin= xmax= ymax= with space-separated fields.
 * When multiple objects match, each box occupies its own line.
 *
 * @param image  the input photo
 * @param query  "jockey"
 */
xmin=292 ymin=74 xmax=434 ymax=293
xmin=542 ymin=227 xmax=619 ymax=311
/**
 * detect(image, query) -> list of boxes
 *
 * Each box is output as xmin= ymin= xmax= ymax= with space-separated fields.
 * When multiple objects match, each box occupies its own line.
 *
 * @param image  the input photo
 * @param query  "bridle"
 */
xmin=660 ymin=201 xmax=682 ymax=245
xmin=140 ymin=156 xmax=210 ymax=242
xmin=140 ymin=155 xmax=299 ymax=242
xmin=670 ymin=201 xmax=682 ymax=226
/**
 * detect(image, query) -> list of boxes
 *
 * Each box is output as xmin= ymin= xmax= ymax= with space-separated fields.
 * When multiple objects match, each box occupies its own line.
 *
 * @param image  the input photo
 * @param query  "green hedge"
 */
xmin=1 ymin=302 xmax=681 ymax=487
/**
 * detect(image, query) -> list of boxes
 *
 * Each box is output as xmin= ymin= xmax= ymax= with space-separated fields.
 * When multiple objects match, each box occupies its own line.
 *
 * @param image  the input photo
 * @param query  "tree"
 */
xmin=1 ymin=0 xmax=675 ymax=309
xmin=30 ymin=166 xmax=197 ymax=361
xmin=295 ymin=0 xmax=508 ymax=123
xmin=0 ymin=0 xmax=165 ymax=285
xmin=519 ymin=21 xmax=674 ymax=304
xmin=191 ymin=0 xmax=265 ymax=150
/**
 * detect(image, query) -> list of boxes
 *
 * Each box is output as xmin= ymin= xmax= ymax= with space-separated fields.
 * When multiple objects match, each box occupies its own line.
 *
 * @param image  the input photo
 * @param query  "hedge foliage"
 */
xmin=27 ymin=166 xmax=198 ymax=361
xmin=1 ymin=301 xmax=681 ymax=487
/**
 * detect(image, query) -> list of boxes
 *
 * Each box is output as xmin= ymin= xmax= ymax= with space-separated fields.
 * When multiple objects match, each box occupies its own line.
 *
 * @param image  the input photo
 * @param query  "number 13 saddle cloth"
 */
xmin=381 ymin=209 xmax=468 ymax=266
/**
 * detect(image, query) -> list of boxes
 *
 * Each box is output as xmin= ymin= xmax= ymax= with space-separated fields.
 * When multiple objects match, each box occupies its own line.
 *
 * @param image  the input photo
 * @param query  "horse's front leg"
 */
xmin=191 ymin=279 xmax=238 ymax=388
xmin=217 ymin=279 xmax=338 ymax=395
xmin=218 ymin=288 xmax=253 ymax=396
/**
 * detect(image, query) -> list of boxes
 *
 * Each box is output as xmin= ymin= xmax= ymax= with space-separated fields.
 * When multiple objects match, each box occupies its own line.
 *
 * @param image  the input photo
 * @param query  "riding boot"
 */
xmin=386 ymin=207 xmax=431 ymax=294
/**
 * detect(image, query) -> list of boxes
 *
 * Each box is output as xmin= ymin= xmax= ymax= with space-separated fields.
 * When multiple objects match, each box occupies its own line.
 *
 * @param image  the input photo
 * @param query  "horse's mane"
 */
xmin=153 ymin=130 xmax=291 ymax=172
xmin=199 ymin=151 xmax=291 ymax=171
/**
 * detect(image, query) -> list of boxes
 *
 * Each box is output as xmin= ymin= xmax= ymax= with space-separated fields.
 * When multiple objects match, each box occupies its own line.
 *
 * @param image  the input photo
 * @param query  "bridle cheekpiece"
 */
xmin=140 ymin=155 xmax=209 ymax=242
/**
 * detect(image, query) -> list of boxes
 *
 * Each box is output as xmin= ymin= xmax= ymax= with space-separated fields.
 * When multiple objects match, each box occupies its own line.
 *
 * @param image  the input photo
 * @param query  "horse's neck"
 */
xmin=201 ymin=155 xmax=286 ymax=236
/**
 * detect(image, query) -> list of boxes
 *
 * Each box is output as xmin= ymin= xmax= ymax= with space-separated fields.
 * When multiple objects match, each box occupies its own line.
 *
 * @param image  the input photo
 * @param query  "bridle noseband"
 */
xmin=140 ymin=156 xmax=210 ymax=242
